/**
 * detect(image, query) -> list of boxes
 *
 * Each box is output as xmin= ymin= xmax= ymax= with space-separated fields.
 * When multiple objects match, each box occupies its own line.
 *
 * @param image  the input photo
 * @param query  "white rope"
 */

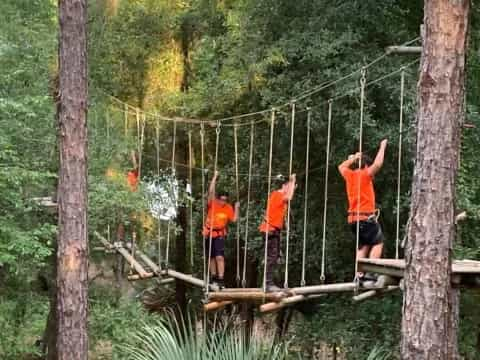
xmin=300 ymin=108 xmax=311 ymax=287
xmin=200 ymin=123 xmax=206 ymax=284
xmin=355 ymin=69 xmax=367 ymax=281
xmin=395 ymin=69 xmax=405 ymax=259
xmin=234 ymin=123 xmax=241 ymax=285
xmin=242 ymin=122 xmax=255 ymax=288
xmin=138 ymin=113 xmax=146 ymax=178
xmin=103 ymin=37 xmax=421 ymax=126
xmin=262 ymin=110 xmax=276 ymax=292
xmin=284 ymin=102 xmax=296 ymax=289
xmin=188 ymin=130 xmax=194 ymax=269
xmin=205 ymin=123 xmax=220 ymax=295
xmin=124 ymin=103 xmax=128 ymax=137
xmin=155 ymin=118 xmax=162 ymax=268
xmin=320 ymin=101 xmax=333 ymax=282
xmin=166 ymin=121 xmax=177 ymax=269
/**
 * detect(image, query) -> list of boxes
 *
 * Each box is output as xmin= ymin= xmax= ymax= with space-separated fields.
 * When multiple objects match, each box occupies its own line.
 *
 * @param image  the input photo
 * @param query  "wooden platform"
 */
xmin=358 ymin=258 xmax=480 ymax=286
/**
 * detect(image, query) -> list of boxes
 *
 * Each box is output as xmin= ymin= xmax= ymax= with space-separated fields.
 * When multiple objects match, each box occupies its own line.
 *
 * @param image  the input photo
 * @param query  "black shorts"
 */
xmin=204 ymin=236 xmax=225 ymax=257
xmin=350 ymin=220 xmax=384 ymax=248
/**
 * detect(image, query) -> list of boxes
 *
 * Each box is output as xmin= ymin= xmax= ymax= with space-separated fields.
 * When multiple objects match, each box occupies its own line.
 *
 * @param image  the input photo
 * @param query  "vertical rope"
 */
xmin=263 ymin=110 xmax=276 ymax=292
xmin=321 ymin=101 xmax=333 ymax=283
xmin=188 ymin=130 xmax=194 ymax=269
xmin=124 ymin=103 xmax=128 ymax=137
xmin=106 ymin=108 xmax=110 ymax=147
xmin=396 ymin=69 xmax=405 ymax=259
xmin=155 ymin=118 xmax=162 ymax=269
xmin=200 ymin=123 xmax=206 ymax=285
xmin=166 ymin=120 xmax=177 ymax=269
xmin=156 ymin=118 xmax=160 ymax=177
xmin=234 ymin=123 xmax=241 ymax=285
xmin=355 ymin=69 xmax=367 ymax=281
xmin=284 ymin=101 xmax=296 ymax=289
xmin=138 ymin=113 xmax=145 ymax=179
xmin=300 ymin=108 xmax=311 ymax=287
xmin=242 ymin=122 xmax=255 ymax=288
xmin=206 ymin=123 xmax=220 ymax=295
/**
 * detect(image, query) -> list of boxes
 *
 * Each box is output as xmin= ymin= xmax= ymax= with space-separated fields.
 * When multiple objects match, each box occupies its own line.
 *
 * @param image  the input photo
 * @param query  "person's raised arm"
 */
xmin=233 ymin=201 xmax=240 ymax=222
xmin=367 ymin=139 xmax=388 ymax=177
xmin=283 ymin=174 xmax=297 ymax=202
xmin=208 ymin=171 xmax=219 ymax=201
xmin=131 ymin=150 xmax=138 ymax=170
xmin=338 ymin=152 xmax=361 ymax=175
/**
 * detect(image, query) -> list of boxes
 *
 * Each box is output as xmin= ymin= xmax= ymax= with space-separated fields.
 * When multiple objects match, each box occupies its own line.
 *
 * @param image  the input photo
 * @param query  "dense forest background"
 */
xmin=1 ymin=0 xmax=480 ymax=359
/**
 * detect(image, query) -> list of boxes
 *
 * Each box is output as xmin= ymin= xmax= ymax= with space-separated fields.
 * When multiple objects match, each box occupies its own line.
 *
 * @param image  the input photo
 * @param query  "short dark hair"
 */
xmin=352 ymin=154 xmax=372 ymax=169
xmin=217 ymin=190 xmax=229 ymax=198
xmin=272 ymin=174 xmax=288 ymax=188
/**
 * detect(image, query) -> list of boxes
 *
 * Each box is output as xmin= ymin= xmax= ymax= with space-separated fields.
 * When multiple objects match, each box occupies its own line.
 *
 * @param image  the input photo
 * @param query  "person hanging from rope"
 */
xmin=259 ymin=174 xmax=297 ymax=292
xmin=203 ymin=170 xmax=240 ymax=289
xmin=338 ymin=139 xmax=387 ymax=282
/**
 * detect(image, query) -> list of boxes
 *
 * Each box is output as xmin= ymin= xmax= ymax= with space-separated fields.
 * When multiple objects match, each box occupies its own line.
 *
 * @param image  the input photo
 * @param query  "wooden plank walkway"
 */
xmin=358 ymin=258 xmax=480 ymax=286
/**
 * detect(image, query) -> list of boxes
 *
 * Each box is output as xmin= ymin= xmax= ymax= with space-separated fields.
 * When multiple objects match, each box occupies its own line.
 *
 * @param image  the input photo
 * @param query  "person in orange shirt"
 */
xmin=338 ymin=139 xmax=387 ymax=281
xmin=204 ymin=171 xmax=240 ymax=289
xmin=259 ymin=174 xmax=296 ymax=292
xmin=126 ymin=151 xmax=139 ymax=191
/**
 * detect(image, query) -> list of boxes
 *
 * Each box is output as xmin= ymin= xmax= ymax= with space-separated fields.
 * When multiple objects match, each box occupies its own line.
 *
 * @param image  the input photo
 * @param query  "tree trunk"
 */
xmin=400 ymin=1 xmax=469 ymax=359
xmin=56 ymin=1 xmax=89 ymax=359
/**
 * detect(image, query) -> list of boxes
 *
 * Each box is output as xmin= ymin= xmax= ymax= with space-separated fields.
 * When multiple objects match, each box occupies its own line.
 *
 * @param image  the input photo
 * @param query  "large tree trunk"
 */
xmin=400 ymin=1 xmax=469 ymax=359
xmin=56 ymin=1 xmax=89 ymax=359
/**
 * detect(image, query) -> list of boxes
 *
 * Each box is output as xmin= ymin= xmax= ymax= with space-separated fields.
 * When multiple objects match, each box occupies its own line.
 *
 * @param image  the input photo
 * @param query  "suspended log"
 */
xmin=128 ymin=273 xmax=155 ymax=281
xmin=260 ymin=294 xmax=325 ymax=313
xmin=208 ymin=290 xmax=287 ymax=302
xmin=360 ymin=275 xmax=399 ymax=289
xmin=96 ymin=232 xmax=150 ymax=278
xmin=386 ymin=46 xmax=422 ymax=54
xmin=157 ymin=277 xmax=175 ymax=285
xmin=218 ymin=288 xmax=264 ymax=293
xmin=353 ymin=286 xmax=400 ymax=302
xmin=203 ymin=301 xmax=233 ymax=312
xmin=289 ymin=282 xmax=357 ymax=296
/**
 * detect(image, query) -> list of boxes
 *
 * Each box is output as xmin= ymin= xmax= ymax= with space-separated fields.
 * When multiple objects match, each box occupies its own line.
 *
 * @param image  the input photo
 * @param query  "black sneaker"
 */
xmin=210 ymin=275 xmax=218 ymax=287
xmin=266 ymin=284 xmax=282 ymax=292
xmin=216 ymin=278 xmax=225 ymax=290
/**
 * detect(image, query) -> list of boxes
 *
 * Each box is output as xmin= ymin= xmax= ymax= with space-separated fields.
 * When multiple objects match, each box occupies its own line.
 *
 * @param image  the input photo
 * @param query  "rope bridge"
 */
xmin=93 ymin=37 xmax=478 ymax=312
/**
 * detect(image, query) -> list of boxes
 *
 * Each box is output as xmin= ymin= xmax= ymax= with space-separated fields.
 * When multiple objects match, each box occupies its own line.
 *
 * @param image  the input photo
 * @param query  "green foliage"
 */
xmin=121 ymin=312 xmax=288 ymax=360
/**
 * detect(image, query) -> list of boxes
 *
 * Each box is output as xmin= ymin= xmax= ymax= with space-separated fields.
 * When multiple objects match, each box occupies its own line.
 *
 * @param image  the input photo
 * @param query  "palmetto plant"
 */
xmin=121 ymin=312 xmax=289 ymax=360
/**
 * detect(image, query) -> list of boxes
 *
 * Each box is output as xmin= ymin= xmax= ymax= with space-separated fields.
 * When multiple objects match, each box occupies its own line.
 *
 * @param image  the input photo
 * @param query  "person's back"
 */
xmin=341 ymin=167 xmax=376 ymax=224
xmin=338 ymin=140 xmax=387 ymax=280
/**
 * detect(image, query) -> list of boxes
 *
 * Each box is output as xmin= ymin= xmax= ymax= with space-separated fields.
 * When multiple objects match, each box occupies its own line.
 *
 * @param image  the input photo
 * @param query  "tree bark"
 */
xmin=56 ymin=1 xmax=89 ymax=359
xmin=401 ymin=1 xmax=469 ymax=359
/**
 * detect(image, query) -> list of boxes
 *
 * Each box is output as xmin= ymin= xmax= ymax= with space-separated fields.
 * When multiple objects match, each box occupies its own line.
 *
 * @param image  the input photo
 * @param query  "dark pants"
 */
xmin=264 ymin=231 xmax=280 ymax=286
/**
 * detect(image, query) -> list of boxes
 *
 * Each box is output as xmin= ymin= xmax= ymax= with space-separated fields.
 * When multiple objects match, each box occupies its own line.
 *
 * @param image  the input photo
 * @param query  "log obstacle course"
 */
xmin=96 ymin=230 xmax=408 ymax=312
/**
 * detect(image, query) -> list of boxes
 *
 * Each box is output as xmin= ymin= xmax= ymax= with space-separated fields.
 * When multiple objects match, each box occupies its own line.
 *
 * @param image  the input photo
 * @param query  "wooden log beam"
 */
xmin=361 ymin=275 xmax=399 ymax=290
xmin=260 ymin=294 xmax=325 ymax=313
xmin=357 ymin=262 xmax=404 ymax=278
xmin=95 ymin=232 xmax=150 ymax=278
xmin=203 ymin=301 xmax=233 ymax=312
xmin=386 ymin=46 xmax=422 ymax=54
xmin=353 ymin=286 xmax=400 ymax=302
xmin=208 ymin=291 xmax=287 ymax=302
xmin=289 ymin=282 xmax=357 ymax=295
xmin=128 ymin=273 xmax=155 ymax=281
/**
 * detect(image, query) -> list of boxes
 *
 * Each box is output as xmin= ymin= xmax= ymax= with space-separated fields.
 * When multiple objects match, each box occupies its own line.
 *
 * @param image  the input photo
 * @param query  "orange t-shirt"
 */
xmin=259 ymin=190 xmax=287 ymax=233
xmin=127 ymin=169 xmax=139 ymax=191
xmin=203 ymin=199 xmax=235 ymax=236
xmin=340 ymin=167 xmax=375 ymax=223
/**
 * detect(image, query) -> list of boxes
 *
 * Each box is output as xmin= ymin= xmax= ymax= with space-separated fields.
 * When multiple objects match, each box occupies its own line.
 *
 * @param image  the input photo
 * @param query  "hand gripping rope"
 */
xmin=354 ymin=68 xmax=367 ymax=283
xmin=242 ymin=122 xmax=255 ymax=288
xmin=205 ymin=122 xmax=220 ymax=296
xmin=262 ymin=110 xmax=276 ymax=292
